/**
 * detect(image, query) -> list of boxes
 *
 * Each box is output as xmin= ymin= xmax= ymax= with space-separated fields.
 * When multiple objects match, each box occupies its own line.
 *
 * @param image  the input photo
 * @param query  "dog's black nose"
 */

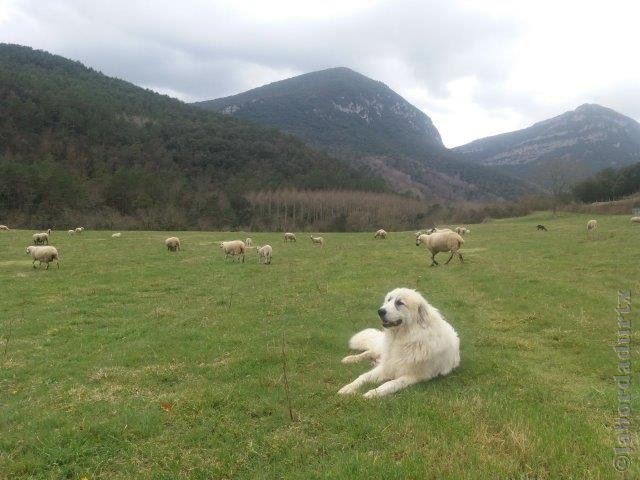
xmin=377 ymin=308 xmax=386 ymax=318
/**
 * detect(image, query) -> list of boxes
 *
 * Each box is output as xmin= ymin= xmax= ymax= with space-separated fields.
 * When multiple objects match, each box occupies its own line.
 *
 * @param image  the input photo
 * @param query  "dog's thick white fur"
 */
xmin=338 ymin=288 xmax=460 ymax=398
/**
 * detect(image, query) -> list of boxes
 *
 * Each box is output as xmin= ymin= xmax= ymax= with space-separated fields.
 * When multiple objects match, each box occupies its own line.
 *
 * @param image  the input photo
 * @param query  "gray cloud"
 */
xmin=2 ymin=0 xmax=639 ymax=145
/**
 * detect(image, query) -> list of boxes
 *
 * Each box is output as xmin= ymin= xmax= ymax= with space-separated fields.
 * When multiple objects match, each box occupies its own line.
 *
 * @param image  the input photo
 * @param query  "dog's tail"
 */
xmin=348 ymin=328 xmax=385 ymax=355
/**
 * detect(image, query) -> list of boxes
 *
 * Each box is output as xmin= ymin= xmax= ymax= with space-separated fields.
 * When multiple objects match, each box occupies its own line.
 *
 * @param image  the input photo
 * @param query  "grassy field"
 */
xmin=1 ymin=212 xmax=638 ymax=479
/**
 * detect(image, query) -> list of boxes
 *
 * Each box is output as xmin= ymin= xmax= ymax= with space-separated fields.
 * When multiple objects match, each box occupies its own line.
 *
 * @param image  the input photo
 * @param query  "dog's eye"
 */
xmin=395 ymin=299 xmax=404 ymax=307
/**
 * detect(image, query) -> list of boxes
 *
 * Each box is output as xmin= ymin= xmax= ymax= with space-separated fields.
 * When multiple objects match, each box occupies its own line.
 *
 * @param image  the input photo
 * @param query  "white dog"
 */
xmin=338 ymin=288 xmax=460 ymax=398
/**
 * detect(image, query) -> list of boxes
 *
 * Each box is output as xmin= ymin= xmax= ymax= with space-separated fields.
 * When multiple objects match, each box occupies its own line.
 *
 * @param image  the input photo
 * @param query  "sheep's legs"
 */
xmin=430 ymin=253 xmax=439 ymax=266
xmin=32 ymin=260 xmax=37 ymax=269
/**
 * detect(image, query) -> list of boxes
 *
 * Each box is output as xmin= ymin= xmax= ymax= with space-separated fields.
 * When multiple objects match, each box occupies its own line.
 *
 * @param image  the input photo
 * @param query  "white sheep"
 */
xmin=26 ymin=245 xmax=59 ymax=269
xmin=112 ymin=233 xmax=122 ymax=238
xmin=416 ymin=230 xmax=464 ymax=266
xmin=245 ymin=237 xmax=253 ymax=247
xmin=630 ymin=217 xmax=640 ymax=223
xmin=310 ymin=235 xmax=324 ymax=247
xmin=165 ymin=237 xmax=180 ymax=252
xmin=455 ymin=226 xmax=470 ymax=236
xmin=75 ymin=227 xmax=84 ymax=234
xmin=284 ymin=232 xmax=297 ymax=243
xmin=0 ymin=225 xmax=9 ymax=231
xmin=256 ymin=244 xmax=273 ymax=264
xmin=32 ymin=232 xmax=49 ymax=245
xmin=67 ymin=229 xmax=75 ymax=235
xmin=219 ymin=240 xmax=246 ymax=262
xmin=587 ymin=219 xmax=598 ymax=230
xmin=374 ymin=229 xmax=387 ymax=239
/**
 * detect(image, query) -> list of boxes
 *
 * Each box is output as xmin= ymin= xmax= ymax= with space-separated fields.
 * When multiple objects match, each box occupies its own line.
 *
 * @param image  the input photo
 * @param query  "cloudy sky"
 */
xmin=2 ymin=0 xmax=639 ymax=147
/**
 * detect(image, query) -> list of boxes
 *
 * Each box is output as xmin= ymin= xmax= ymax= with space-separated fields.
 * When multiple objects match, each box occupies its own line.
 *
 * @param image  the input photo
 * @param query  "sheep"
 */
xmin=219 ymin=240 xmax=246 ymax=262
xmin=427 ymin=227 xmax=453 ymax=235
xmin=46 ymin=228 xmax=52 ymax=235
xmin=536 ymin=224 xmax=548 ymax=231
xmin=256 ymin=244 xmax=273 ymax=264
xmin=75 ymin=227 xmax=84 ymax=234
xmin=454 ymin=226 xmax=470 ymax=236
xmin=587 ymin=219 xmax=598 ymax=231
xmin=112 ymin=233 xmax=122 ymax=238
xmin=245 ymin=237 xmax=253 ymax=247
xmin=32 ymin=232 xmax=49 ymax=245
xmin=631 ymin=217 xmax=640 ymax=223
xmin=165 ymin=236 xmax=181 ymax=252
xmin=310 ymin=235 xmax=324 ymax=247
xmin=374 ymin=229 xmax=387 ymax=239
xmin=0 ymin=225 xmax=9 ymax=231
xmin=284 ymin=232 xmax=297 ymax=243
xmin=67 ymin=229 xmax=75 ymax=235
xmin=26 ymin=245 xmax=59 ymax=269
xmin=416 ymin=230 xmax=464 ymax=266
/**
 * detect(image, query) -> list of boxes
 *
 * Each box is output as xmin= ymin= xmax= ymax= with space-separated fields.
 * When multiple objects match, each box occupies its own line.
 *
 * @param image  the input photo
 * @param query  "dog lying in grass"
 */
xmin=339 ymin=288 xmax=460 ymax=398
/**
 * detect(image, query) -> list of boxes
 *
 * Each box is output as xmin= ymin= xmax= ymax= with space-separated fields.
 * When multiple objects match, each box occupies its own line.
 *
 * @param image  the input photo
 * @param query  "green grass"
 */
xmin=1 ymin=213 xmax=638 ymax=479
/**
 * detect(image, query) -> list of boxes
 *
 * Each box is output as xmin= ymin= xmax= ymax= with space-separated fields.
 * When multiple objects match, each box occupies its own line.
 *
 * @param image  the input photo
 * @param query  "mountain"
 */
xmin=453 ymin=104 xmax=640 ymax=181
xmin=195 ymin=67 xmax=444 ymax=158
xmin=195 ymin=68 xmax=530 ymax=201
xmin=0 ymin=45 xmax=382 ymax=229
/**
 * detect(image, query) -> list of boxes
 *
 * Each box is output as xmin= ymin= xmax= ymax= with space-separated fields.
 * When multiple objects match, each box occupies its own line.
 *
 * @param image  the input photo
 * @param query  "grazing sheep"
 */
xmin=245 ymin=237 xmax=253 ymax=247
xmin=536 ymin=224 xmax=548 ymax=231
xmin=67 ymin=229 xmax=75 ymax=235
xmin=374 ymin=229 xmax=387 ymax=239
xmin=32 ymin=232 xmax=49 ymax=245
xmin=165 ymin=237 xmax=181 ymax=252
xmin=310 ymin=235 xmax=324 ymax=247
xmin=26 ymin=245 xmax=59 ymax=269
xmin=75 ymin=227 xmax=84 ymax=234
xmin=454 ymin=227 xmax=470 ymax=236
xmin=631 ymin=217 xmax=640 ymax=223
xmin=257 ymin=244 xmax=273 ymax=264
xmin=112 ymin=233 xmax=121 ymax=238
xmin=416 ymin=231 xmax=464 ymax=266
xmin=0 ymin=225 xmax=9 ymax=231
xmin=219 ymin=240 xmax=246 ymax=262
xmin=587 ymin=219 xmax=598 ymax=231
xmin=47 ymin=228 xmax=52 ymax=235
xmin=284 ymin=232 xmax=297 ymax=243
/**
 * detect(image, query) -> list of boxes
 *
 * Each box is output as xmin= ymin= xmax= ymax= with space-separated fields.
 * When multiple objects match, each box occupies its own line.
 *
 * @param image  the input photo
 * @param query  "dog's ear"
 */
xmin=417 ymin=301 xmax=430 ymax=327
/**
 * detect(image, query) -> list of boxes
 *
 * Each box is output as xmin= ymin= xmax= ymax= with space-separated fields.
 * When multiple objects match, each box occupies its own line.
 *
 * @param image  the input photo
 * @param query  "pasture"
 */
xmin=1 ymin=213 xmax=638 ymax=479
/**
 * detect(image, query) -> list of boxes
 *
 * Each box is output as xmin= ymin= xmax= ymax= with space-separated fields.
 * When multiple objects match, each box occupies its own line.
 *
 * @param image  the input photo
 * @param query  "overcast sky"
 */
xmin=2 ymin=0 xmax=639 ymax=147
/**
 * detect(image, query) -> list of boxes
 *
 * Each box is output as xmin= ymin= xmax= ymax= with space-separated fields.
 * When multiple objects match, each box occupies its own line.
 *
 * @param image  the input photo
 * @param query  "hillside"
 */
xmin=0 ymin=45 xmax=382 ymax=229
xmin=195 ymin=68 xmax=531 ymax=201
xmin=572 ymin=161 xmax=640 ymax=203
xmin=454 ymin=104 xmax=640 ymax=180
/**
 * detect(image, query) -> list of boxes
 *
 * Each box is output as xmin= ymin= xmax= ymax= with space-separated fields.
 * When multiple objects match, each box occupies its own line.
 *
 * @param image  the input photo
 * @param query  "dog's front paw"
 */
xmin=341 ymin=355 xmax=357 ymax=364
xmin=363 ymin=389 xmax=380 ymax=399
xmin=338 ymin=384 xmax=357 ymax=395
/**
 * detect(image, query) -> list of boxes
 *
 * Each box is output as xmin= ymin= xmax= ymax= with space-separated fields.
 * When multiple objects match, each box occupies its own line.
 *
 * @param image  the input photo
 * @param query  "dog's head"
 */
xmin=377 ymin=288 xmax=430 ymax=329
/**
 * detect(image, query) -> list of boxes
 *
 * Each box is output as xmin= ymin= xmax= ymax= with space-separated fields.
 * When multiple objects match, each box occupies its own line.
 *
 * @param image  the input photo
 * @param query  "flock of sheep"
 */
xmin=1 ymin=216 xmax=637 ymax=271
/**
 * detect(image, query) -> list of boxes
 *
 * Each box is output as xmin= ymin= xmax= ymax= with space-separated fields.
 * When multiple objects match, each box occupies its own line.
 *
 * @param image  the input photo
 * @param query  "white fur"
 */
xmin=339 ymin=288 xmax=460 ymax=398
